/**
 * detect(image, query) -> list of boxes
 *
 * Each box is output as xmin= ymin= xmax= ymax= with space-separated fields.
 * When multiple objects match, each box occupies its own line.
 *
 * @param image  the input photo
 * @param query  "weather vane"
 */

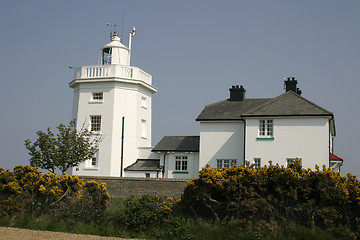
xmin=106 ymin=23 xmax=117 ymax=38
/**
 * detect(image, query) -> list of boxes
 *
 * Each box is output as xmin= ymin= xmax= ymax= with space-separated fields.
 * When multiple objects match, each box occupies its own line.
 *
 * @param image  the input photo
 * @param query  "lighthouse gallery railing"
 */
xmin=74 ymin=65 xmax=152 ymax=85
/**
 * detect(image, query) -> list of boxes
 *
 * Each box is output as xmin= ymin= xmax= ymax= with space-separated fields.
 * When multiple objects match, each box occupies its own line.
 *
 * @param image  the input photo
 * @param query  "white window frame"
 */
xmin=259 ymin=119 xmax=273 ymax=137
xmin=85 ymin=153 xmax=98 ymax=168
xmin=91 ymin=157 xmax=97 ymax=167
xmin=90 ymin=115 xmax=101 ymax=132
xmin=254 ymin=158 xmax=261 ymax=169
xmin=92 ymin=92 xmax=103 ymax=100
xmin=217 ymin=159 xmax=237 ymax=169
xmin=175 ymin=156 xmax=188 ymax=171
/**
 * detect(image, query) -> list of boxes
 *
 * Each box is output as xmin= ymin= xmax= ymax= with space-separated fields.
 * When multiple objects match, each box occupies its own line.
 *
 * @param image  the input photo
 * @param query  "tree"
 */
xmin=25 ymin=120 xmax=102 ymax=173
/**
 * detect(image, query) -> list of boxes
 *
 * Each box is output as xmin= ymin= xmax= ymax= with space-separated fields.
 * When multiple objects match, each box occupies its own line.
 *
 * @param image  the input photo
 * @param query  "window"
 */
xmin=141 ymin=119 xmax=147 ymax=138
xmin=175 ymin=156 xmax=188 ymax=171
xmin=254 ymin=158 xmax=261 ymax=169
xmin=102 ymin=47 xmax=112 ymax=65
xmin=145 ymin=173 xmax=150 ymax=178
xmin=217 ymin=159 xmax=237 ymax=169
xmin=141 ymin=96 xmax=147 ymax=109
xmin=287 ymin=158 xmax=302 ymax=166
xmin=92 ymin=92 xmax=103 ymax=100
xmin=91 ymin=157 xmax=97 ymax=166
xmin=90 ymin=115 xmax=101 ymax=132
xmin=85 ymin=155 xmax=97 ymax=168
xmin=259 ymin=120 xmax=273 ymax=136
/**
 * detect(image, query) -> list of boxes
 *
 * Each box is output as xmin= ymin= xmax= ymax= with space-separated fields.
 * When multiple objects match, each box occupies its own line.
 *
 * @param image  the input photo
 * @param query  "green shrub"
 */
xmin=113 ymin=195 xmax=178 ymax=230
xmin=0 ymin=165 xmax=110 ymax=223
xmin=180 ymin=161 xmax=360 ymax=234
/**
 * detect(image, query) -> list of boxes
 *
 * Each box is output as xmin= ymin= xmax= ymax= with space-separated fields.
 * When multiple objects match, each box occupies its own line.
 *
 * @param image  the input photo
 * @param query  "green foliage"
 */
xmin=113 ymin=195 xmax=178 ymax=230
xmin=25 ymin=120 xmax=102 ymax=173
xmin=0 ymin=193 xmax=357 ymax=240
xmin=0 ymin=165 xmax=110 ymax=222
xmin=78 ymin=180 xmax=111 ymax=222
xmin=181 ymin=160 xmax=360 ymax=234
xmin=1 ymin=162 xmax=359 ymax=239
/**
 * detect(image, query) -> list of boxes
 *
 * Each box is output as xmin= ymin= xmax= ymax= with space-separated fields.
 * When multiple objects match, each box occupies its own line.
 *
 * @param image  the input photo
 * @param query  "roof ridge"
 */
xmin=244 ymin=91 xmax=332 ymax=116
xmin=203 ymin=98 xmax=274 ymax=114
xmin=204 ymin=99 xmax=227 ymax=108
xmin=242 ymin=96 xmax=277 ymax=115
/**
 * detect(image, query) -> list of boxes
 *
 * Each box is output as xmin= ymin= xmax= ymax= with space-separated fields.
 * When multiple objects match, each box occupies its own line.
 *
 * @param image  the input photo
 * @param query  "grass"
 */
xmin=0 ymin=199 xmax=356 ymax=240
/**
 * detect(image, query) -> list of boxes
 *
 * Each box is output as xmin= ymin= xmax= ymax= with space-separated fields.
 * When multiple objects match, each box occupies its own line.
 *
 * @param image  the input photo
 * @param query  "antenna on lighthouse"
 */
xmin=121 ymin=10 xmax=125 ymax=42
xmin=128 ymin=26 xmax=136 ymax=65
xmin=106 ymin=23 xmax=117 ymax=40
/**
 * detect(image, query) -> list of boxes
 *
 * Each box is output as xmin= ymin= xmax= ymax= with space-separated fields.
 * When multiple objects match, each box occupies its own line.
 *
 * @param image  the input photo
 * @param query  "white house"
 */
xmin=69 ymin=31 xmax=342 ymax=178
xmin=196 ymin=79 xmax=343 ymax=172
xmin=150 ymin=79 xmax=343 ymax=179
xmin=150 ymin=136 xmax=200 ymax=179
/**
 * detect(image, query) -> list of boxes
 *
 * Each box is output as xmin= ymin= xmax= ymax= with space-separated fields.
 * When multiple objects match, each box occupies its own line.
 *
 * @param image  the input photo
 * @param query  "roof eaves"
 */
xmin=242 ymin=114 xmax=333 ymax=118
xmin=196 ymin=118 xmax=244 ymax=121
xmin=151 ymin=150 xmax=199 ymax=153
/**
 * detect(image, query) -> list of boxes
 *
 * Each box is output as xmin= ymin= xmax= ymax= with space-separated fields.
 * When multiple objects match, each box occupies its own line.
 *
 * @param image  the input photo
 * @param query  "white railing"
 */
xmin=74 ymin=65 xmax=152 ymax=85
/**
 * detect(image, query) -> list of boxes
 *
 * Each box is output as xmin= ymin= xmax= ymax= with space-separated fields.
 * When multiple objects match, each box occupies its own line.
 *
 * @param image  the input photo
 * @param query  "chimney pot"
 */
xmin=229 ymin=84 xmax=246 ymax=101
xmin=284 ymin=77 xmax=301 ymax=95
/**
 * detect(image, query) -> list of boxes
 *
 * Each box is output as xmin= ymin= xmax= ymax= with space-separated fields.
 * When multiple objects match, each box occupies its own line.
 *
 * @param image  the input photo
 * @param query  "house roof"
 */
xmin=196 ymin=91 xmax=333 ymax=121
xmin=124 ymin=159 xmax=161 ymax=171
xmin=330 ymin=153 xmax=343 ymax=161
xmin=196 ymin=98 xmax=271 ymax=120
xmin=152 ymin=136 xmax=200 ymax=152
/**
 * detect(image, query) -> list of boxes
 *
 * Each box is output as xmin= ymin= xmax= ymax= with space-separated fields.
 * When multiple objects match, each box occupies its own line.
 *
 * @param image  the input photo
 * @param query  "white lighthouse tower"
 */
xmin=69 ymin=28 xmax=157 ymax=177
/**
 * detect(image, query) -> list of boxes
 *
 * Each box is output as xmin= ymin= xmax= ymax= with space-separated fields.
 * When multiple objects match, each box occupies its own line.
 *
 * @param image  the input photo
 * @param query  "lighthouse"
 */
xmin=69 ymin=28 xmax=157 ymax=177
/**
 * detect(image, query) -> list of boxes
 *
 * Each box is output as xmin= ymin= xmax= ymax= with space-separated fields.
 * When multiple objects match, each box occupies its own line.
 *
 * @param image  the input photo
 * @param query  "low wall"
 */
xmin=80 ymin=176 xmax=190 ymax=199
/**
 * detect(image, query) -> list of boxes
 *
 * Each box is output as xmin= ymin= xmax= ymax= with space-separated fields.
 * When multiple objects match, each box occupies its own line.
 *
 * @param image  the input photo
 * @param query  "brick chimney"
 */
xmin=284 ymin=77 xmax=302 ymax=95
xmin=229 ymin=85 xmax=246 ymax=101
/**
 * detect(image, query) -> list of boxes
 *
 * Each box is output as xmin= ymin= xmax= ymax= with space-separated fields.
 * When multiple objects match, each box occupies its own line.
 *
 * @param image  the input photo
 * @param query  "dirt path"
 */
xmin=0 ymin=227 xmax=138 ymax=240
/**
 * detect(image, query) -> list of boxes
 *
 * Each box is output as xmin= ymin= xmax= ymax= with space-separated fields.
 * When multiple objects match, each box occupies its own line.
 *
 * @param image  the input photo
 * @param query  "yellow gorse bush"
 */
xmin=0 ymin=165 xmax=110 ymax=220
xmin=180 ymin=159 xmax=360 ymax=228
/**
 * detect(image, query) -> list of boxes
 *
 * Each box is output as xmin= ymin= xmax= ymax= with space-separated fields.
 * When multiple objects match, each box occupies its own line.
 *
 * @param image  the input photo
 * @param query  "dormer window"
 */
xmin=102 ymin=47 xmax=112 ymax=65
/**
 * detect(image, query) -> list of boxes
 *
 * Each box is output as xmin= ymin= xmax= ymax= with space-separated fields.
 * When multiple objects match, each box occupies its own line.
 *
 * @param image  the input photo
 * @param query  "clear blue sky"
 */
xmin=0 ymin=0 xmax=359 ymax=175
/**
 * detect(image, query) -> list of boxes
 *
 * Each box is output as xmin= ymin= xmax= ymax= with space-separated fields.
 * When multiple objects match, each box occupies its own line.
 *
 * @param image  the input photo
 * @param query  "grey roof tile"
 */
xmin=244 ymin=91 xmax=333 ymax=116
xmin=124 ymin=159 xmax=160 ymax=171
xmin=196 ymin=91 xmax=333 ymax=121
xmin=152 ymin=136 xmax=200 ymax=152
xmin=196 ymin=98 xmax=271 ymax=120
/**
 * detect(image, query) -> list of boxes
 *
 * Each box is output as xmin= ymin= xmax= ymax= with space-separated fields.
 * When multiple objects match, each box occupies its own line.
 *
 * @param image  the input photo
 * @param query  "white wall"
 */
xmin=137 ymin=147 xmax=160 ymax=159
xmin=245 ymin=117 xmax=330 ymax=169
xmin=125 ymin=171 xmax=160 ymax=178
xmin=159 ymin=152 xmax=199 ymax=179
xmin=199 ymin=121 xmax=244 ymax=169
xmin=72 ymin=82 xmax=115 ymax=177
xmin=71 ymin=80 xmax=155 ymax=177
